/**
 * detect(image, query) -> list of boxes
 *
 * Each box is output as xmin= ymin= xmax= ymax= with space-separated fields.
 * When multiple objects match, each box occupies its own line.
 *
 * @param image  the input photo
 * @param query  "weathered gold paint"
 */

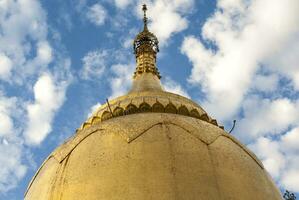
xmin=25 ymin=4 xmax=283 ymax=200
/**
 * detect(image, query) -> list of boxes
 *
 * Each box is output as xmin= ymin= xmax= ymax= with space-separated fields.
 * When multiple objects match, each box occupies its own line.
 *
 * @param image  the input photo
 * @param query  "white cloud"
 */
xmin=81 ymin=50 xmax=107 ymax=80
xmin=86 ymin=3 xmax=107 ymax=26
xmin=0 ymin=53 xmax=12 ymax=80
xmin=87 ymin=102 xmax=102 ymax=117
xmin=266 ymin=33 xmax=299 ymax=90
xmin=114 ymin=0 xmax=133 ymax=9
xmin=24 ymin=74 xmax=67 ymax=145
xmin=36 ymin=41 xmax=53 ymax=65
xmin=181 ymin=0 xmax=299 ymax=192
xmin=0 ymin=114 xmax=13 ymax=137
xmin=109 ymin=63 xmax=134 ymax=99
xmin=181 ymin=0 xmax=299 ymax=121
xmin=80 ymin=47 xmax=134 ymax=101
xmin=251 ymin=74 xmax=279 ymax=93
xmin=0 ymin=94 xmax=16 ymax=137
xmin=0 ymin=91 xmax=28 ymax=193
xmin=108 ymin=64 xmax=190 ymax=99
xmin=0 ymin=0 xmax=49 ymax=83
xmin=121 ymin=28 xmax=138 ymax=49
xmin=163 ymin=77 xmax=190 ymax=98
xmin=249 ymin=130 xmax=299 ymax=192
xmin=282 ymin=169 xmax=299 ymax=193
xmin=232 ymin=89 xmax=299 ymax=193
xmin=0 ymin=141 xmax=27 ymax=193
xmin=249 ymin=137 xmax=285 ymax=179
xmin=139 ymin=0 xmax=194 ymax=45
xmin=281 ymin=127 xmax=299 ymax=153
xmin=235 ymin=97 xmax=299 ymax=142
xmin=0 ymin=0 xmax=72 ymax=194
xmin=110 ymin=0 xmax=194 ymax=44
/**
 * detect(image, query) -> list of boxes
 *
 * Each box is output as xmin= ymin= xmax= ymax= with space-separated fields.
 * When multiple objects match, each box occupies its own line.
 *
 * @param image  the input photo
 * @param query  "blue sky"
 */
xmin=0 ymin=0 xmax=299 ymax=199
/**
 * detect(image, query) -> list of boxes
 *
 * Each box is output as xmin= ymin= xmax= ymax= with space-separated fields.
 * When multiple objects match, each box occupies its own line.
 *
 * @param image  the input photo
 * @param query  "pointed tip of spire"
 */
xmin=142 ymin=4 xmax=147 ymax=12
xmin=142 ymin=4 xmax=148 ymax=30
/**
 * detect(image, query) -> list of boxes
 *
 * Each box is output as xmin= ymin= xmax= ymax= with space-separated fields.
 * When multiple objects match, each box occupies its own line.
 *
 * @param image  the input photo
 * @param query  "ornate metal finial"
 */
xmin=133 ymin=4 xmax=159 ymax=55
xmin=142 ymin=4 xmax=148 ymax=30
xmin=132 ymin=4 xmax=161 ymax=79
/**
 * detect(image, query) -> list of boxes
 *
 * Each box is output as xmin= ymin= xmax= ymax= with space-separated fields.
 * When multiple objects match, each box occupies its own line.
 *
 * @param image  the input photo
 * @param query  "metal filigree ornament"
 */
xmin=133 ymin=4 xmax=159 ymax=56
xmin=132 ymin=4 xmax=161 ymax=79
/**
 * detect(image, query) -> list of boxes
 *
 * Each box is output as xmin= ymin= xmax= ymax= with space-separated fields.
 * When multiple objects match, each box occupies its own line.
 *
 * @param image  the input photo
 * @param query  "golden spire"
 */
xmin=132 ymin=4 xmax=161 ymax=82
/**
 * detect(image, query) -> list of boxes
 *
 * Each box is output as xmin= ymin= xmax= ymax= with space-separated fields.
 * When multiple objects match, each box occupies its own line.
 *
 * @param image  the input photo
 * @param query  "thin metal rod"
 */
xmin=142 ymin=4 xmax=148 ymax=30
xmin=106 ymin=98 xmax=114 ymax=117
xmin=229 ymin=120 xmax=236 ymax=133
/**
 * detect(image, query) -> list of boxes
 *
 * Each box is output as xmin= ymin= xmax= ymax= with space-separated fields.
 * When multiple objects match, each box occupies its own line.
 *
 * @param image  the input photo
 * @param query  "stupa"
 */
xmin=25 ymin=5 xmax=282 ymax=200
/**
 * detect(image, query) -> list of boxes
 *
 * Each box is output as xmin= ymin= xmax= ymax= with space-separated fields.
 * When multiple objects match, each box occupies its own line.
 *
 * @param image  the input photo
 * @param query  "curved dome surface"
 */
xmin=25 ymin=4 xmax=282 ymax=200
xmin=25 ymin=112 xmax=281 ymax=200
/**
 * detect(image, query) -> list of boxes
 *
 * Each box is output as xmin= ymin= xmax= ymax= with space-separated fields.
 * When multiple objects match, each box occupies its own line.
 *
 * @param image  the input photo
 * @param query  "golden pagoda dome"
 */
xmin=25 ymin=5 xmax=282 ymax=200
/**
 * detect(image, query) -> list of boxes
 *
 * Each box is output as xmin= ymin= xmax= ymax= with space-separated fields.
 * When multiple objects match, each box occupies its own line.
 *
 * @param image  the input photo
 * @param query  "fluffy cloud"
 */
xmin=266 ymin=33 xmax=299 ymax=90
xmin=81 ymin=50 xmax=108 ymax=80
xmin=105 ymin=0 xmax=194 ymax=100
xmin=86 ymin=3 xmax=107 ymax=26
xmin=0 ymin=92 xmax=28 ymax=193
xmin=0 ymin=53 xmax=13 ymax=80
xmin=110 ymin=0 xmax=194 ymax=44
xmin=139 ymin=0 xmax=194 ymax=44
xmin=235 ymin=97 xmax=299 ymax=142
xmin=163 ymin=77 xmax=190 ymax=98
xmin=281 ymin=127 xmax=299 ymax=153
xmin=80 ymin=47 xmax=135 ymax=100
xmin=0 ymin=0 xmax=48 ymax=193
xmin=109 ymin=63 xmax=135 ymax=99
xmin=0 ymin=141 xmax=27 ymax=193
xmin=108 ymin=65 xmax=190 ymax=99
xmin=36 ymin=41 xmax=53 ymax=65
xmin=181 ymin=0 xmax=299 ymax=121
xmin=0 ymin=0 xmax=50 ymax=84
xmin=231 ymin=91 xmax=299 ymax=192
xmin=181 ymin=0 xmax=299 ymax=192
xmin=282 ymin=169 xmax=299 ymax=193
xmin=0 ymin=94 xmax=16 ymax=137
xmin=251 ymin=74 xmax=279 ymax=93
xmin=249 ymin=129 xmax=299 ymax=192
xmin=249 ymin=137 xmax=285 ymax=179
xmin=245 ymin=87 xmax=299 ymax=191
xmin=87 ymin=102 xmax=102 ymax=117
xmin=0 ymin=0 xmax=71 ymax=194
xmin=24 ymin=74 xmax=67 ymax=145
xmin=114 ymin=0 xmax=133 ymax=9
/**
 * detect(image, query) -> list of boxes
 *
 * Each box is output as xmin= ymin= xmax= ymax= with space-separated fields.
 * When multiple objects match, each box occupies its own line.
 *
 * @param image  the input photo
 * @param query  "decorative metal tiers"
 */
xmin=133 ymin=4 xmax=159 ymax=56
xmin=79 ymin=91 xmax=223 ymax=131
